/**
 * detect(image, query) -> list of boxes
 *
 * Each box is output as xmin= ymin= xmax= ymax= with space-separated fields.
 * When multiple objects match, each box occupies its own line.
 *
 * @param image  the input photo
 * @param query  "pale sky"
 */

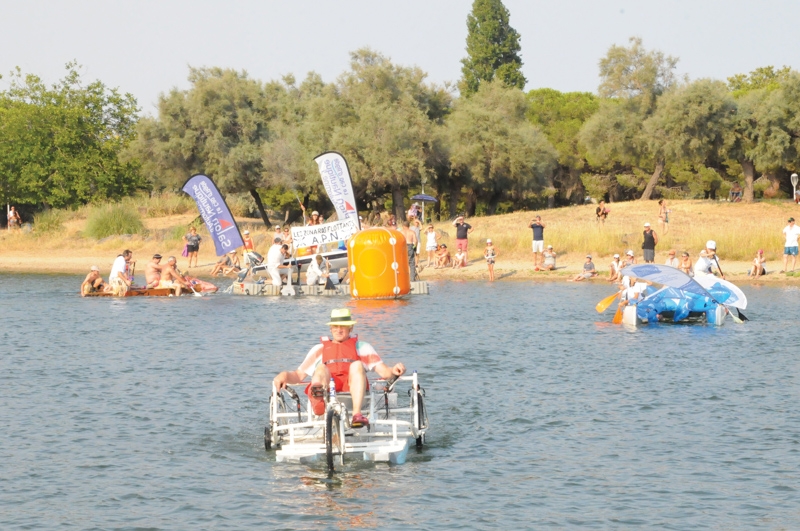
xmin=2 ymin=0 xmax=799 ymax=115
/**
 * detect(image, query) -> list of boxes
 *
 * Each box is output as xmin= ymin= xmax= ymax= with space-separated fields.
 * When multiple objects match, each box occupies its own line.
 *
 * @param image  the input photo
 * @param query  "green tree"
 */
xmin=580 ymin=37 xmax=680 ymax=200
xmin=0 ymin=63 xmax=142 ymax=208
xmin=727 ymin=65 xmax=794 ymax=96
xmin=526 ymin=89 xmax=599 ymax=205
xmin=459 ymin=0 xmax=525 ymax=97
xmin=448 ymin=80 xmax=557 ymax=214
xmin=128 ymin=67 xmax=276 ymax=225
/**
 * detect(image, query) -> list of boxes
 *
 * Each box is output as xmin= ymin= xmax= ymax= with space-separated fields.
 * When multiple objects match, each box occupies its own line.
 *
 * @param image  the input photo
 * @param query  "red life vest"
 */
xmin=321 ymin=336 xmax=359 ymax=377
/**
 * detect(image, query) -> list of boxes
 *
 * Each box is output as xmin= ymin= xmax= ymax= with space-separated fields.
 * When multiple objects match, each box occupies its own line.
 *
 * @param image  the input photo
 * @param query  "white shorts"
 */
xmin=532 ymin=240 xmax=544 ymax=253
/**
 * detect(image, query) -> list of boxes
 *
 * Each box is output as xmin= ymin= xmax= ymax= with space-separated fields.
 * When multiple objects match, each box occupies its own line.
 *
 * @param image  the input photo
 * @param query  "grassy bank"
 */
xmin=2 ymin=197 xmax=799 ymax=283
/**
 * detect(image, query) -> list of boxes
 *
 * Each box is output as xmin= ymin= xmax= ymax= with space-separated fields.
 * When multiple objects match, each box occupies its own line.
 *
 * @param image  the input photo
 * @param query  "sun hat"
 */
xmin=90 ymin=265 xmax=99 ymax=271
xmin=327 ymin=308 xmax=357 ymax=326
xmin=706 ymin=240 xmax=716 ymax=250
xmin=758 ymin=249 xmax=764 ymax=253
xmin=547 ymin=244 xmax=553 ymax=249
xmin=613 ymin=253 xmax=620 ymax=258
xmin=243 ymin=230 xmax=250 ymax=235
xmin=312 ymin=210 xmax=319 ymax=216
xmin=626 ymin=250 xmax=634 ymax=256
xmin=152 ymin=254 xmax=162 ymax=259
xmin=274 ymin=225 xmax=281 ymax=229
xmin=487 ymin=239 xmax=492 ymax=243
xmin=644 ymin=222 xmax=651 ymax=227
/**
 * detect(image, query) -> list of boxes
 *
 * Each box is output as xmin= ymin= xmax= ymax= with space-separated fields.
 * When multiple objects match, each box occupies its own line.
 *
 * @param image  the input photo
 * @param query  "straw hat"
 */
xmin=327 ymin=308 xmax=357 ymax=326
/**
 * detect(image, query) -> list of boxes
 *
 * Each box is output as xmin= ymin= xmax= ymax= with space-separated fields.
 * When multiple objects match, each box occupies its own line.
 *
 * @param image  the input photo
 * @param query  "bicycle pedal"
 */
xmin=310 ymin=384 xmax=325 ymax=398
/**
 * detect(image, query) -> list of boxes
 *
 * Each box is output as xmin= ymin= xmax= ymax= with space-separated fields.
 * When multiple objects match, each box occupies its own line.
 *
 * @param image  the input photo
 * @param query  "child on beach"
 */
xmin=425 ymin=225 xmax=438 ymax=267
xmin=453 ymin=246 xmax=466 ymax=269
xmin=483 ymin=239 xmax=497 ymax=281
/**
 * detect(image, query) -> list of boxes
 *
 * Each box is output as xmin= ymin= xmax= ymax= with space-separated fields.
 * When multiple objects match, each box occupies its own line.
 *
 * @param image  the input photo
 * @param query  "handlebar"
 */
xmin=383 ymin=375 xmax=399 ymax=393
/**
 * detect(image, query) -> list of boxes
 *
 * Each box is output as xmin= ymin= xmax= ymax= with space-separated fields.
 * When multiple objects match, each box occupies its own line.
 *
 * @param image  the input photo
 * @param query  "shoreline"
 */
xmin=2 ymin=252 xmax=798 ymax=286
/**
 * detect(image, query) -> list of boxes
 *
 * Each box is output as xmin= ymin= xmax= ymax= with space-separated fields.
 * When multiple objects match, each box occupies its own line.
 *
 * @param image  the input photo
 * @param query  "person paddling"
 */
xmin=272 ymin=309 xmax=406 ymax=428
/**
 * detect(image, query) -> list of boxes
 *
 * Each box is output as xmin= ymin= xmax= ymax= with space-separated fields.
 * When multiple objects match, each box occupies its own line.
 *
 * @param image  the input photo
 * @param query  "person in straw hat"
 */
xmin=272 ymin=308 xmax=406 ymax=428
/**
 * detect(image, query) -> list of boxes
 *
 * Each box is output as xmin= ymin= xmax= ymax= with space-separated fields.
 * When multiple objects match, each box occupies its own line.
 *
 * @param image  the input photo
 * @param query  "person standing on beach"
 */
xmin=410 ymin=215 xmax=422 ymax=267
xmin=781 ymin=217 xmax=800 ymax=273
xmin=596 ymin=201 xmax=609 ymax=223
xmin=401 ymin=221 xmax=419 ymax=280
xmin=484 ymin=239 xmax=497 ymax=281
xmin=642 ymin=223 xmax=658 ymax=263
xmin=453 ymin=215 xmax=474 ymax=262
xmin=658 ymin=199 xmax=670 ymax=234
xmin=528 ymin=215 xmax=546 ymax=270
xmin=424 ymin=225 xmax=438 ymax=267
xmin=183 ymin=226 xmax=202 ymax=268
xmin=7 ymin=206 xmax=22 ymax=229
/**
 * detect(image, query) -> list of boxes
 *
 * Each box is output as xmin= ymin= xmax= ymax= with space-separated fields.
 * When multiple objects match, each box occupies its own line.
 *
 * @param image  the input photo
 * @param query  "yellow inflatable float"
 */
xmin=348 ymin=228 xmax=411 ymax=299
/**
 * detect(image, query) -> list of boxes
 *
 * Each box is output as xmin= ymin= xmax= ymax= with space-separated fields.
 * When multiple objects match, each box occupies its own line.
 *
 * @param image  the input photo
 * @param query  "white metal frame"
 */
xmin=268 ymin=373 xmax=427 ymax=466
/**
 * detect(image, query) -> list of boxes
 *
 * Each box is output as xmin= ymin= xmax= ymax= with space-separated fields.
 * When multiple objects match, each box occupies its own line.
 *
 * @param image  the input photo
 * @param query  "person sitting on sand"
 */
xmin=570 ymin=255 xmax=597 ymax=281
xmin=541 ymin=245 xmax=556 ymax=271
xmin=750 ymin=249 xmax=766 ymax=277
xmin=81 ymin=266 xmax=109 ymax=296
xmin=210 ymin=251 xmax=241 ymax=277
xmin=435 ymin=244 xmax=451 ymax=268
xmin=622 ymin=250 xmax=637 ymax=267
xmin=608 ymin=254 xmax=622 ymax=282
xmin=678 ymin=251 xmax=693 ymax=277
xmin=452 ymin=246 xmax=466 ymax=269
xmin=145 ymin=254 xmax=164 ymax=288
xmin=158 ymin=256 xmax=191 ymax=295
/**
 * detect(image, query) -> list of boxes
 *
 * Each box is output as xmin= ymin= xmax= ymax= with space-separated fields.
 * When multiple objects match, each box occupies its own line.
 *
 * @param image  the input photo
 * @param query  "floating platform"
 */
xmin=231 ymin=281 xmax=429 ymax=296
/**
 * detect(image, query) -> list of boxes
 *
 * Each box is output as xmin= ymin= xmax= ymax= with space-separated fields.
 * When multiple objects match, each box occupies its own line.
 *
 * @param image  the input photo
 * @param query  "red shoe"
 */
xmin=309 ymin=384 xmax=325 ymax=416
xmin=351 ymin=413 xmax=369 ymax=428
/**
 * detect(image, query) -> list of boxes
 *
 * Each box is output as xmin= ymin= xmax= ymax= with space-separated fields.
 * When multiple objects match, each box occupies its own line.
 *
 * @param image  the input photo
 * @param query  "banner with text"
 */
xmin=182 ymin=174 xmax=244 ymax=256
xmin=291 ymin=219 xmax=359 ymax=249
xmin=314 ymin=151 xmax=361 ymax=229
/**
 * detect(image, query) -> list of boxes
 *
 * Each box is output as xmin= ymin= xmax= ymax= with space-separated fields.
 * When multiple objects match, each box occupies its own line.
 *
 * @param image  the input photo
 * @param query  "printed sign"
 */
xmin=291 ymin=219 xmax=359 ymax=249
xmin=314 ymin=151 xmax=361 ymax=228
xmin=182 ymin=174 xmax=244 ymax=256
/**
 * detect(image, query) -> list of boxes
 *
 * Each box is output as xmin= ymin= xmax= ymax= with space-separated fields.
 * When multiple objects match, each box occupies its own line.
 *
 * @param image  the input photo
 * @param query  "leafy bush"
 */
xmin=84 ymin=204 xmax=146 ymax=239
xmin=33 ymin=210 xmax=66 ymax=233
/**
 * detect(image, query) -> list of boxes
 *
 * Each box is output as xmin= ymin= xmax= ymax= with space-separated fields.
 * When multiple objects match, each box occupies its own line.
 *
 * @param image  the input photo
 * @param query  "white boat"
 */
xmin=265 ymin=372 xmax=428 ymax=471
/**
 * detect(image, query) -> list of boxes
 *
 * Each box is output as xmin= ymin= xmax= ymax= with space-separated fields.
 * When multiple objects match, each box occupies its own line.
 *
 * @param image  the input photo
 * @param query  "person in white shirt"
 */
xmin=664 ymin=249 xmax=679 ymax=268
xmin=781 ymin=217 xmax=800 ymax=273
xmin=109 ymin=250 xmax=133 ymax=295
xmin=266 ymin=238 xmax=290 ymax=286
xmin=306 ymin=254 xmax=331 ymax=287
xmin=694 ymin=241 xmax=724 ymax=278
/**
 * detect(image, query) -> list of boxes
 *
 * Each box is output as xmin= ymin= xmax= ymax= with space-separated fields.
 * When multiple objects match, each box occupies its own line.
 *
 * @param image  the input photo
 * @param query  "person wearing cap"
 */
xmin=300 ymin=203 xmax=322 ymax=226
xmin=782 ymin=217 xmax=800 ymax=273
xmin=622 ymin=250 xmax=637 ymax=267
xmin=542 ymin=245 xmax=557 ymax=271
xmin=608 ymin=253 xmax=622 ymax=282
xmin=452 ymin=215 xmax=473 ymax=261
xmin=80 ymin=265 xmax=108 ymax=296
xmin=694 ymin=242 xmax=723 ymax=277
xmin=182 ymin=226 xmax=202 ymax=268
xmin=750 ymin=249 xmax=767 ymax=277
xmin=483 ymin=239 xmax=497 ymax=281
xmin=272 ymin=308 xmax=406 ymax=428
xmin=642 ymin=222 xmax=658 ymax=263
xmin=528 ymin=215 xmax=546 ymax=269
xmin=273 ymin=225 xmax=283 ymax=244
xmin=664 ymin=249 xmax=679 ymax=268
xmin=570 ymin=255 xmax=597 ymax=281
xmin=145 ymin=254 xmax=164 ymax=287
xmin=407 ymin=202 xmax=421 ymax=220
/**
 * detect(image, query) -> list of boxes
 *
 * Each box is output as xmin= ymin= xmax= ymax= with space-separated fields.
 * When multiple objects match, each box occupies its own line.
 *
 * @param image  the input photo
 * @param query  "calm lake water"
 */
xmin=1 ymin=273 xmax=799 ymax=530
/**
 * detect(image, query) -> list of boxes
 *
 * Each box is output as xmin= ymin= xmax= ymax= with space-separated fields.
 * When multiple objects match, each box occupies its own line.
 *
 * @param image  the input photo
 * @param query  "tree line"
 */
xmin=2 ymin=0 xmax=800 ymax=225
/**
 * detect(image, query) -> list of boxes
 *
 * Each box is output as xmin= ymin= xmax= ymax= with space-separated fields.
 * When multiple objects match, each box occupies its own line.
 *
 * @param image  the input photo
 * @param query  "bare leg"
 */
xmin=312 ymin=364 xmax=332 ymax=388
xmin=348 ymin=362 xmax=367 ymax=415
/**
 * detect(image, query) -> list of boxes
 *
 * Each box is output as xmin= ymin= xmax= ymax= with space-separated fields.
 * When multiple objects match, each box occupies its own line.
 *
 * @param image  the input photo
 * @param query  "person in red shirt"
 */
xmin=272 ymin=309 xmax=406 ymax=428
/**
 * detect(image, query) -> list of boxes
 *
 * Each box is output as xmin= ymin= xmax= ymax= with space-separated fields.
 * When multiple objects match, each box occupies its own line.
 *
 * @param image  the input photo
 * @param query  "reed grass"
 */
xmin=84 ymin=204 xmax=146 ymax=239
xmin=33 ymin=210 xmax=67 ymax=233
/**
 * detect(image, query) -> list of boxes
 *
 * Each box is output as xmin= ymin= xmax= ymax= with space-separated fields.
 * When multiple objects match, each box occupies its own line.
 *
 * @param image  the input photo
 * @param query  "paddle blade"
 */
xmin=596 ymin=291 xmax=620 ymax=313
xmin=612 ymin=304 xmax=624 ymax=324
